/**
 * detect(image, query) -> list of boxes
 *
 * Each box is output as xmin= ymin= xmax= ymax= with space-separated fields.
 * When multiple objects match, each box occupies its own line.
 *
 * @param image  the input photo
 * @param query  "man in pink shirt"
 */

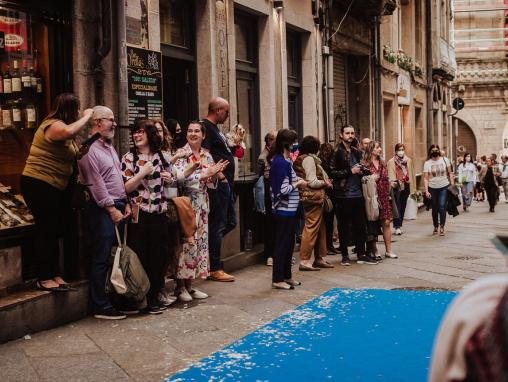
xmin=78 ymin=106 xmax=131 ymax=320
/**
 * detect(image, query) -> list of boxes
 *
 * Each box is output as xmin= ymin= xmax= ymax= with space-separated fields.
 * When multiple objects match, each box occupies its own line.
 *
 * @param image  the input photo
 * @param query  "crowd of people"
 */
xmin=20 ymin=92 xmax=506 ymax=320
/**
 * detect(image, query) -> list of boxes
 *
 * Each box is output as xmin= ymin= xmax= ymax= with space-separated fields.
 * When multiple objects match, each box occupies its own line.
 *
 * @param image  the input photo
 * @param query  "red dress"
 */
xmin=367 ymin=161 xmax=393 ymax=221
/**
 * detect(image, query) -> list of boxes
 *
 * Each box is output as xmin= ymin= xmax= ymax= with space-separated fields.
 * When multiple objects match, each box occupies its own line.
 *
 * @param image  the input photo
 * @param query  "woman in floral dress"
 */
xmin=172 ymin=121 xmax=229 ymax=302
xmin=362 ymin=141 xmax=398 ymax=260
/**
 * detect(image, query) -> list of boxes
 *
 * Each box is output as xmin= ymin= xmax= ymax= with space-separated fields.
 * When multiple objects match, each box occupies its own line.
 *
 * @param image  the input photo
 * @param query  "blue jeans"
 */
xmin=208 ymin=181 xmax=237 ymax=271
xmin=429 ymin=186 xmax=448 ymax=227
xmin=461 ymin=181 xmax=474 ymax=207
xmin=86 ymin=200 xmax=125 ymax=312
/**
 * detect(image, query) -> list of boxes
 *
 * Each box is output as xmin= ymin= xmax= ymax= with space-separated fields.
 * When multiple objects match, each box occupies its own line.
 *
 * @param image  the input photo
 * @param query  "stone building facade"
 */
xmin=453 ymin=0 xmax=508 ymax=159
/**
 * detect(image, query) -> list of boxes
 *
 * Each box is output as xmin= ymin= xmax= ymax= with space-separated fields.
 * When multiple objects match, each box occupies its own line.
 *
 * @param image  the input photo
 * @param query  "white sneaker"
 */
xmin=158 ymin=291 xmax=177 ymax=306
xmin=189 ymin=289 xmax=208 ymax=299
xmin=176 ymin=287 xmax=192 ymax=302
xmin=291 ymin=257 xmax=296 ymax=265
xmin=266 ymin=257 xmax=273 ymax=266
xmin=385 ymin=252 xmax=398 ymax=259
xmin=394 ymin=228 xmax=402 ymax=235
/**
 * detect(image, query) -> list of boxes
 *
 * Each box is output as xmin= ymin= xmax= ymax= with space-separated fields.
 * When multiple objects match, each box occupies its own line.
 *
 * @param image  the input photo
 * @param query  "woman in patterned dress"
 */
xmin=362 ymin=141 xmax=398 ymax=260
xmin=172 ymin=121 xmax=229 ymax=302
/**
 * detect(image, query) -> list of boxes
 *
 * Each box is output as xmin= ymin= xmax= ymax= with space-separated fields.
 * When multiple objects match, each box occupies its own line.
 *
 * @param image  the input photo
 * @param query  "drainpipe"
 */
xmin=94 ymin=0 xmax=113 ymax=105
xmin=373 ymin=16 xmax=382 ymax=142
xmin=323 ymin=0 xmax=334 ymax=142
xmin=425 ymin=0 xmax=433 ymax=148
xmin=117 ymin=0 xmax=129 ymax=153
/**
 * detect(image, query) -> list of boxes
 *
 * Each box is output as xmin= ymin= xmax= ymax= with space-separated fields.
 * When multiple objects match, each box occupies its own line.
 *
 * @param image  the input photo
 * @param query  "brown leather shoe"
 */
xmin=299 ymin=264 xmax=321 ymax=271
xmin=208 ymin=270 xmax=235 ymax=282
xmin=313 ymin=261 xmax=335 ymax=269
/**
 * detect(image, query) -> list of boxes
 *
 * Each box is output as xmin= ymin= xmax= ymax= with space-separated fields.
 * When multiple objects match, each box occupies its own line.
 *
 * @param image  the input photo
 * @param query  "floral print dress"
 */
xmin=367 ymin=161 xmax=393 ymax=221
xmin=172 ymin=144 xmax=217 ymax=279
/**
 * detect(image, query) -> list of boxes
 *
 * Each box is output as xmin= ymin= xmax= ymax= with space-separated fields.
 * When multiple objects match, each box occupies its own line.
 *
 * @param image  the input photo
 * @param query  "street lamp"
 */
xmin=273 ymin=0 xmax=284 ymax=12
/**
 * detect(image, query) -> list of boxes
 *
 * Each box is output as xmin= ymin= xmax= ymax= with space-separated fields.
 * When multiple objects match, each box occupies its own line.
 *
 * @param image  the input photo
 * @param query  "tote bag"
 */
xmin=405 ymin=197 xmax=418 ymax=220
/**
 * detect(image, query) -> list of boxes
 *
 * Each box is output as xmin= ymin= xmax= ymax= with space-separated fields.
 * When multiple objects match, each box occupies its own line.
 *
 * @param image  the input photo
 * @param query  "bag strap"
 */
xmin=123 ymin=225 xmax=127 ymax=246
xmin=115 ymin=226 xmax=122 ymax=247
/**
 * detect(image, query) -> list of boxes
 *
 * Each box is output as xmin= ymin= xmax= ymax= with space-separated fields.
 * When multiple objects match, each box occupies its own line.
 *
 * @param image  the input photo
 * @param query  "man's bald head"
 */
xmin=91 ymin=106 xmax=116 ymax=141
xmin=206 ymin=97 xmax=230 ymax=124
xmin=92 ymin=106 xmax=114 ymax=121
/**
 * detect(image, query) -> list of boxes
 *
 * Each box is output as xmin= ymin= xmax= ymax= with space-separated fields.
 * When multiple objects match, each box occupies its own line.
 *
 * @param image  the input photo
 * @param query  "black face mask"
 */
xmin=431 ymin=152 xmax=439 ymax=158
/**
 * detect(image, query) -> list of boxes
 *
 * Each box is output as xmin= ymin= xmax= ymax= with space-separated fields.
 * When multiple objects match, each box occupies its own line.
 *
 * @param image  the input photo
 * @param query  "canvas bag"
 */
xmin=361 ymin=175 xmax=379 ymax=221
xmin=107 ymin=226 xmax=150 ymax=302
xmin=405 ymin=196 xmax=418 ymax=220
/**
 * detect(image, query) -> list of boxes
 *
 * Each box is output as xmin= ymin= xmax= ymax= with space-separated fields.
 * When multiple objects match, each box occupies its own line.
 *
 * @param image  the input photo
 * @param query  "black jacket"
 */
xmin=329 ymin=143 xmax=366 ymax=199
xmin=447 ymin=185 xmax=461 ymax=217
xmin=201 ymin=119 xmax=235 ymax=184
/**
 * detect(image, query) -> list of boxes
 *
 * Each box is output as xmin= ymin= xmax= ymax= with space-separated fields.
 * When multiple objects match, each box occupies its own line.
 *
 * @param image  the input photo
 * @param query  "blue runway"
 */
xmin=166 ymin=288 xmax=456 ymax=382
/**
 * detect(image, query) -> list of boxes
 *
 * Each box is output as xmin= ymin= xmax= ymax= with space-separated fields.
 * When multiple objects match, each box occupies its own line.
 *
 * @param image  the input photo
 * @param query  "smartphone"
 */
xmin=491 ymin=235 xmax=508 ymax=256
xmin=131 ymin=203 xmax=140 ymax=224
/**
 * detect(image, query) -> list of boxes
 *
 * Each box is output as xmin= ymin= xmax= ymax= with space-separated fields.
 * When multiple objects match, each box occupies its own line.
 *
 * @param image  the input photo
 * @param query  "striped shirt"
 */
xmin=270 ymin=155 xmax=300 ymax=216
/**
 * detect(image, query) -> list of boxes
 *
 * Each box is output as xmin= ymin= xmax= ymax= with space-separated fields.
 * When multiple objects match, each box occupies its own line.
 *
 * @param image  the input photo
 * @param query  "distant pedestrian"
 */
xmin=329 ymin=125 xmax=378 ymax=265
xmin=424 ymin=145 xmax=454 ymax=236
xmin=258 ymin=131 xmax=277 ymax=266
xmin=360 ymin=137 xmax=371 ymax=152
xmin=457 ymin=153 xmax=477 ymax=212
xmin=362 ymin=141 xmax=398 ymax=260
xmin=499 ymin=155 xmax=508 ymax=203
xmin=293 ymin=136 xmax=334 ymax=271
xmin=166 ymin=118 xmax=187 ymax=149
xmin=482 ymin=157 xmax=499 ymax=213
xmin=269 ymin=129 xmax=307 ymax=290
xmin=202 ymin=97 xmax=236 ymax=282
xmin=387 ymin=143 xmax=416 ymax=235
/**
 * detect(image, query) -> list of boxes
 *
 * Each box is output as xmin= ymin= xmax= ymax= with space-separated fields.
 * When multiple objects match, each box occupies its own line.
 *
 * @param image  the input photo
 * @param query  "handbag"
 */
xmin=405 ymin=196 xmax=418 ymax=220
xmin=390 ymin=188 xmax=400 ymax=220
xmin=300 ymin=188 xmax=325 ymax=205
xmin=253 ymin=175 xmax=266 ymax=213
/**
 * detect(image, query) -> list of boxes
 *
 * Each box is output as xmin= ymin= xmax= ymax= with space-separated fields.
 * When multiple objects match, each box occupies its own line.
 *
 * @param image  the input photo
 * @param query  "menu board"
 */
xmin=127 ymin=46 xmax=162 ymax=127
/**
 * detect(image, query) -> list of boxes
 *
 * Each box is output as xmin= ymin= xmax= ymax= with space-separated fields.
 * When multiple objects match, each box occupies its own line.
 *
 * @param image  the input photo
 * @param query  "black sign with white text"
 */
xmin=127 ymin=46 xmax=162 ymax=127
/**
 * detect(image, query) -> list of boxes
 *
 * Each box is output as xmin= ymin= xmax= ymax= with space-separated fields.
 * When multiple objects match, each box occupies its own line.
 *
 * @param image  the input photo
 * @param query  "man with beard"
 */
xmin=329 ymin=125 xmax=378 ymax=266
xmin=78 ymin=106 xmax=131 ymax=319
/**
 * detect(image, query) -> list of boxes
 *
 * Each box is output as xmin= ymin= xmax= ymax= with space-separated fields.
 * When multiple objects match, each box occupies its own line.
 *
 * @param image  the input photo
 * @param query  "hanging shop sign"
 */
xmin=397 ymin=70 xmax=411 ymax=106
xmin=0 ymin=13 xmax=28 ymax=52
xmin=127 ymin=46 xmax=162 ymax=126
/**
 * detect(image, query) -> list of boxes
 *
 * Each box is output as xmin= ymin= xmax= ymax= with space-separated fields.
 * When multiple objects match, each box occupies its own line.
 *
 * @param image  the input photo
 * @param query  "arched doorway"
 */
xmin=456 ymin=119 xmax=477 ymax=159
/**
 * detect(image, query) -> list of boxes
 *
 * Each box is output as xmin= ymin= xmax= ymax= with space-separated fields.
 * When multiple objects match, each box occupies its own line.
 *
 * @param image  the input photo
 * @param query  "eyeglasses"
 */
xmin=98 ymin=118 xmax=115 ymax=123
xmin=133 ymin=129 xmax=146 ymax=136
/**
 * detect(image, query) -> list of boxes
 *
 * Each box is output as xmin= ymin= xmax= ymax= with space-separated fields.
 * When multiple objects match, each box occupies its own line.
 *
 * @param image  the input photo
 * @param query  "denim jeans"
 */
xmin=461 ymin=181 xmax=474 ymax=207
xmin=393 ymin=186 xmax=410 ymax=229
xmin=86 ymin=200 xmax=125 ymax=312
xmin=208 ymin=181 xmax=237 ymax=271
xmin=429 ymin=186 xmax=448 ymax=227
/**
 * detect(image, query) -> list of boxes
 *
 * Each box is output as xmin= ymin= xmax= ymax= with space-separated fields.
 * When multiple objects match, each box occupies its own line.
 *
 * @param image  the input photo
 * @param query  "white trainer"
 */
xmin=266 ymin=257 xmax=273 ymax=266
xmin=385 ymin=252 xmax=398 ymax=259
xmin=395 ymin=228 xmax=402 ymax=235
xmin=189 ymin=289 xmax=209 ymax=299
xmin=176 ymin=287 xmax=192 ymax=302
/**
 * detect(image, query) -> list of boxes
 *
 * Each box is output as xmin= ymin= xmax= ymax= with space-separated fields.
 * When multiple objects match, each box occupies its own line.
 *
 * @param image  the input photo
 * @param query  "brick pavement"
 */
xmin=0 ymin=199 xmax=506 ymax=381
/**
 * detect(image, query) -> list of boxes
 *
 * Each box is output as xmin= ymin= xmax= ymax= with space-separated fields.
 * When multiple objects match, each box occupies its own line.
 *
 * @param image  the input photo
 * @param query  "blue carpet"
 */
xmin=166 ymin=288 xmax=456 ymax=382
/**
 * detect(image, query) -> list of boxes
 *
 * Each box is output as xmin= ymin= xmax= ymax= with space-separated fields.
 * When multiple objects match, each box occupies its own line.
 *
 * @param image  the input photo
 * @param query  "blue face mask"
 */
xmin=290 ymin=143 xmax=299 ymax=153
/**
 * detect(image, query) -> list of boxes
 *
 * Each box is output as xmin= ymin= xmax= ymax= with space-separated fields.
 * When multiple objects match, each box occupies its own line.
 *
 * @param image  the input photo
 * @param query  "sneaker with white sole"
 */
xmin=385 ymin=252 xmax=398 ymax=259
xmin=94 ymin=308 xmax=127 ymax=320
xmin=266 ymin=257 xmax=273 ymax=266
xmin=189 ymin=289 xmax=208 ymax=299
xmin=394 ymin=228 xmax=402 ymax=235
xmin=176 ymin=287 xmax=192 ymax=302
xmin=158 ymin=291 xmax=177 ymax=307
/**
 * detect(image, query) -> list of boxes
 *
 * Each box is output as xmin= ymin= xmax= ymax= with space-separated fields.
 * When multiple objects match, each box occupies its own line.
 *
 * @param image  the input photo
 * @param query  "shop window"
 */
xmin=286 ymin=30 xmax=302 ymax=136
xmin=235 ymin=11 xmax=259 ymax=178
xmin=160 ymin=0 xmax=192 ymax=49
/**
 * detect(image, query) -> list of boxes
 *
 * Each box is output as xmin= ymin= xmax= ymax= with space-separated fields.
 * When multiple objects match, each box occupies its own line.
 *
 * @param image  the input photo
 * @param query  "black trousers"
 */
xmin=324 ymin=209 xmax=335 ymax=250
xmin=263 ymin=179 xmax=275 ymax=259
xmin=334 ymin=197 xmax=366 ymax=257
xmin=272 ymin=215 xmax=297 ymax=283
xmin=486 ymin=186 xmax=498 ymax=210
xmin=128 ymin=210 xmax=169 ymax=305
xmin=20 ymin=175 xmax=68 ymax=280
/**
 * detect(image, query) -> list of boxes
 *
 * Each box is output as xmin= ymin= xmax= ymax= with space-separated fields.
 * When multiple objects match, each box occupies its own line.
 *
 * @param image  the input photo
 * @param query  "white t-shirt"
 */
xmin=424 ymin=158 xmax=450 ymax=189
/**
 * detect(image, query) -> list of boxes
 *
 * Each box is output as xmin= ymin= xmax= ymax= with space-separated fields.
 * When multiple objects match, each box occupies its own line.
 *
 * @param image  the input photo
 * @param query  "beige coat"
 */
xmin=387 ymin=157 xmax=417 ymax=195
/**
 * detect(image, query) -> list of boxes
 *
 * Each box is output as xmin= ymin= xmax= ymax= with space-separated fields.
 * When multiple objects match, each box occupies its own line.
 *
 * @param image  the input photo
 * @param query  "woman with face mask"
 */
xmin=423 ymin=144 xmax=454 ymax=236
xmin=387 ymin=143 xmax=416 ymax=235
xmin=457 ymin=152 xmax=477 ymax=212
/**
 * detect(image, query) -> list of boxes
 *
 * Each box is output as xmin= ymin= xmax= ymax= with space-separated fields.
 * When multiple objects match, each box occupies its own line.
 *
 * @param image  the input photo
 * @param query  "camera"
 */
xmin=355 ymin=164 xmax=371 ymax=175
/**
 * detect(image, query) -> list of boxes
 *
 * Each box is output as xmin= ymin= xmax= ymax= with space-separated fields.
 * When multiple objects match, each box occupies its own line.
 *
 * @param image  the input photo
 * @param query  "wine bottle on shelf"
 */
xmin=33 ymin=50 xmax=43 ymax=98
xmin=3 ymin=64 xmax=12 ymax=101
xmin=29 ymin=65 xmax=36 ymax=98
xmin=23 ymin=100 xmax=36 ymax=129
xmin=21 ymin=60 xmax=31 ymax=99
xmin=11 ymin=60 xmax=22 ymax=97
xmin=2 ymin=101 xmax=12 ymax=128
xmin=11 ymin=99 xmax=22 ymax=129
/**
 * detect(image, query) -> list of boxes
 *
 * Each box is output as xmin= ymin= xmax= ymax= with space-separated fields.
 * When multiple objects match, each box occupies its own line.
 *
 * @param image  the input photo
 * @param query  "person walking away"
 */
xmin=482 ymin=157 xmax=499 ymax=213
xmin=172 ymin=121 xmax=229 ymax=302
xmin=257 ymin=131 xmax=277 ymax=266
xmin=293 ymin=136 xmax=334 ymax=271
xmin=424 ymin=145 xmax=454 ymax=236
xmin=318 ymin=143 xmax=338 ymax=255
xmin=387 ymin=143 xmax=416 ymax=235
xmin=499 ymin=155 xmax=508 ymax=203
xmin=78 ymin=106 xmax=131 ymax=319
xmin=201 ymin=97 xmax=236 ymax=282
xmin=269 ymin=129 xmax=307 ymax=290
xmin=121 ymin=120 xmax=172 ymax=314
xmin=457 ymin=153 xmax=477 ymax=212
xmin=21 ymin=93 xmax=93 ymax=292
xmin=329 ymin=125 xmax=378 ymax=266
xmin=363 ymin=141 xmax=398 ymax=260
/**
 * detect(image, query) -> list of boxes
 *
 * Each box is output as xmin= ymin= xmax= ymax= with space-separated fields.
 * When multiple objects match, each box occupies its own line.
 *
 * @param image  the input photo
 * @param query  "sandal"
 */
xmin=36 ymin=281 xmax=68 ymax=292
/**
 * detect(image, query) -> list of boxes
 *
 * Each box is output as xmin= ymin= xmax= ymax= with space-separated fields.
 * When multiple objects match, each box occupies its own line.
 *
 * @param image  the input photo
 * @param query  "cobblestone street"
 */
xmin=1 ymin=200 xmax=506 ymax=381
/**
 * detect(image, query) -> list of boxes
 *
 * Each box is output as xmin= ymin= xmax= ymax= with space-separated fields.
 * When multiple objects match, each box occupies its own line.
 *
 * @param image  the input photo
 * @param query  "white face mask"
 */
xmin=397 ymin=150 xmax=405 ymax=158
xmin=465 ymin=157 xmax=471 ymax=162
